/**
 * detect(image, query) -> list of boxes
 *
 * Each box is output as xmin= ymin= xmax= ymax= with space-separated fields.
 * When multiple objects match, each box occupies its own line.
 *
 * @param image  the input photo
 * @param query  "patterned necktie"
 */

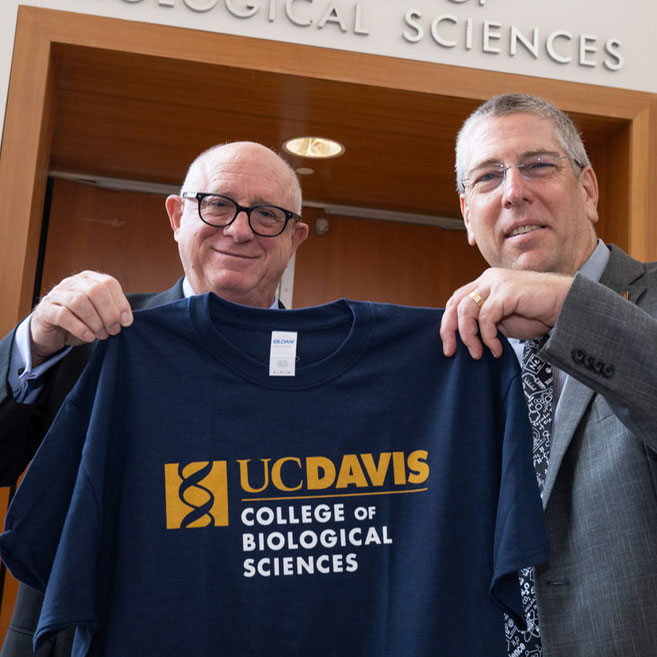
xmin=505 ymin=337 xmax=553 ymax=657
xmin=521 ymin=336 xmax=554 ymax=494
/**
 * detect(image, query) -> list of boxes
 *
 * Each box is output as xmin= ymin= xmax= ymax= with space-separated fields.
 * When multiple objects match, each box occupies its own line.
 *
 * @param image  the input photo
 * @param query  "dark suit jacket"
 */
xmin=536 ymin=245 xmax=657 ymax=656
xmin=0 ymin=282 xmax=184 ymax=487
xmin=0 ymin=281 xmax=184 ymax=657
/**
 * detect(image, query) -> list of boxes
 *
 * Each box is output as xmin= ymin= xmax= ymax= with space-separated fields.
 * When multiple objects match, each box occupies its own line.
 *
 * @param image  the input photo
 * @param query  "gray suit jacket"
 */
xmin=536 ymin=245 xmax=657 ymax=656
xmin=0 ymin=281 xmax=184 ymax=657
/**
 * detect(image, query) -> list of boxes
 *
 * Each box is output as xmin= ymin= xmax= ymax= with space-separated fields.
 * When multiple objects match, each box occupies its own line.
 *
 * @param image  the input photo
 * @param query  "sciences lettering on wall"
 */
xmin=118 ymin=0 xmax=624 ymax=73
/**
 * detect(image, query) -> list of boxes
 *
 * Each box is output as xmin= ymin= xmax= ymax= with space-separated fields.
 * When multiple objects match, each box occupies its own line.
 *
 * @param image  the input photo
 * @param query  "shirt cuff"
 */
xmin=9 ymin=315 xmax=71 ymax=403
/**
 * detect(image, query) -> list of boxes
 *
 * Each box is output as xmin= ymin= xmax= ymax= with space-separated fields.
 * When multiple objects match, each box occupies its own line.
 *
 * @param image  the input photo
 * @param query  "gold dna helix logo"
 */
xmin=164 ymin=461 xmax=229 ymax=529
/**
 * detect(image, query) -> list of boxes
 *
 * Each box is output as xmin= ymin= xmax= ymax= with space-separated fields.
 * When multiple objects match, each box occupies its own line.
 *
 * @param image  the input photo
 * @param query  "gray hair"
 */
xmin=455 ymin=93 xmax=591 ymax=194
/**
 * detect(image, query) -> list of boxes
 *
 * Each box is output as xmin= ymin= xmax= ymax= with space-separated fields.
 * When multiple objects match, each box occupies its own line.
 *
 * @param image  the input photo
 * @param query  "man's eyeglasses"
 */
xmin=181 ymin=192 xmax=301 ymax=237
xmin=463 ymin=153 xmax=583 ymax=194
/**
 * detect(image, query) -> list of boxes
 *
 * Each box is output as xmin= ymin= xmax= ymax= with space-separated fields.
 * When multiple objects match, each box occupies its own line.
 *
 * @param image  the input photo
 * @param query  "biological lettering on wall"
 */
xmin=118 ymin=0 xmax=624 ymax=72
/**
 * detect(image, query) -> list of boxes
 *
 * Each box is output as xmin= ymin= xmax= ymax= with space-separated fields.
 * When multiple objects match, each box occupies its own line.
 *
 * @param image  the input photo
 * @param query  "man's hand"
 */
xmin=30 ymin=271 xmax=133 ymax=366
xmin=439 ymin=268 xmax=573 ymax=359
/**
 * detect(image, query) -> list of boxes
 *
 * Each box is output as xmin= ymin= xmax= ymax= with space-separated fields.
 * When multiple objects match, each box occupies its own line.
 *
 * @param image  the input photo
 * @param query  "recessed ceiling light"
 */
xmin=295 ymin=167 xmax=315 ymax=175
xmin=283 ymin=137 xmax=345 ymax=159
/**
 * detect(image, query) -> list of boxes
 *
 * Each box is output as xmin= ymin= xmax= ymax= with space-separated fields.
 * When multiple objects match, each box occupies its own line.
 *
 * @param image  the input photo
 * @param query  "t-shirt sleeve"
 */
xmin=34 ymin=462 xmax=101 ymax=653
xmin=0 ymin=399 xmax=92 ymax=592
xmin=489 ymin=368 xmax=550 ymax=623
xmin=0 ymin=341 xmax=114 ymax=653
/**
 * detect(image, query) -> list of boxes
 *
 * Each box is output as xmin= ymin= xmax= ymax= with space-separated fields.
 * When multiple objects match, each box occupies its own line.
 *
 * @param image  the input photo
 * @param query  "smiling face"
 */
xmin=166 ymin=142 xmax=308 ymax=307
xmin=459 ymin=113 xmax=599 ymax=274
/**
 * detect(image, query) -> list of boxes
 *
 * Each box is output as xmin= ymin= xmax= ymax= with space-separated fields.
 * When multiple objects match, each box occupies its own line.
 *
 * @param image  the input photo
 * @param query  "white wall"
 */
xmin=1 ymin=0 xmax=655 ymax=146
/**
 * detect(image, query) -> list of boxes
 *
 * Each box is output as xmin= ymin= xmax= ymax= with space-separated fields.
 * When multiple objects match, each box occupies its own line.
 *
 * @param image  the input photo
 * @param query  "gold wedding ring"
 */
xmin=467 ymin=291 xmax=484 ymax=308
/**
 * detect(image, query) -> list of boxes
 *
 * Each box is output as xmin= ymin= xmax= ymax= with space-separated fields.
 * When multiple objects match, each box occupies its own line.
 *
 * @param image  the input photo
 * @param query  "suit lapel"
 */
xmin=542 ymin=377 xmax=594 ymax=505
xmin=129 ymin=279 xmax=185 ymax=311
xmin=599 ymin=245 xmax=644 ymax=296
xmin=542 ymin=245 xmax=644 ymax=507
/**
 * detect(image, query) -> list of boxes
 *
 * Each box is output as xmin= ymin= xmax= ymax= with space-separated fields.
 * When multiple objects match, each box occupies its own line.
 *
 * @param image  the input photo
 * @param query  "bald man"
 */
xmin=0 ymin=141 xmax=308 ymax=657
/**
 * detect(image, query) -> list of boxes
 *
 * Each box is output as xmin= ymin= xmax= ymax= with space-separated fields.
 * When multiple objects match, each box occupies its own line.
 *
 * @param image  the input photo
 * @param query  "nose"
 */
xmin=501 ymin=165 xmax=531 ymax=207
xmin=223 ymin=209 xmax=254 ymax=241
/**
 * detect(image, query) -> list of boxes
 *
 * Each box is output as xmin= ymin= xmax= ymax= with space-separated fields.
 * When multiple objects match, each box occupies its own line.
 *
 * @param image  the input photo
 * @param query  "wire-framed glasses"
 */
xmin=463 ymin=153 xmax=583 ymax=194
xmin=181 ymin=191 xmax=301 ymax=237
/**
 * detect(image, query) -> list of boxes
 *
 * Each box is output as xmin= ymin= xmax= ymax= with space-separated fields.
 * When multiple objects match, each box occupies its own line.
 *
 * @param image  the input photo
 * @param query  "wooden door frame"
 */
xmin=1 ymin=4 xmax=657 ymax=633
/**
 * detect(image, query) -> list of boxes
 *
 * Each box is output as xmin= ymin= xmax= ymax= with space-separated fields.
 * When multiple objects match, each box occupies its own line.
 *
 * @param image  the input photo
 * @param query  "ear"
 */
xmin=460 ymin=194 xmax=477 ymax=246
xmin=291 ymin=221 xmax=309 ymax=251
xmin=579 ymin=166 xmax=599 ymax=225
xmin=165 ymin=195 xmax=184 ymax=242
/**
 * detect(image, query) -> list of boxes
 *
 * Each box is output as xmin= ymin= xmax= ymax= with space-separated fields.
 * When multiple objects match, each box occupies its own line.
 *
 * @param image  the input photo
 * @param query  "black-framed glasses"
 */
xmin=181 ymin=191 xmax=301 ymax=237
xmin=463 ymin=153 xmax=583 ymax=194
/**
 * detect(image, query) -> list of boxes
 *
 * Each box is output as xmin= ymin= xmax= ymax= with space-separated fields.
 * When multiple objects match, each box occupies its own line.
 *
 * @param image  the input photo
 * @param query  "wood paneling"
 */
xmin=293 ymin=208 xmax=486 ymax=308
xmin=41 ymin=180 xmax=182 ymax=296
xmin=627 ymin=101 xmax=657 ymax=261
xmin=48 ymin=47 xmax=469 ymax=217
xmin=46 ymin=42 xmax=633 ymax=220
xmin=0 ymin=8 xmax=56 ymax=334
xmin=589 ymin=125 xmax=631 ymax=251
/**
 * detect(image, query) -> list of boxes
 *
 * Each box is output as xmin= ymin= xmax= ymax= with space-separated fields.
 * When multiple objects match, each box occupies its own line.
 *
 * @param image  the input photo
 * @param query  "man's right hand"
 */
xmin=30 ymin=271 xmax=133 ymax=366
xmin=439 ymin=268 xmax=573 ymax=360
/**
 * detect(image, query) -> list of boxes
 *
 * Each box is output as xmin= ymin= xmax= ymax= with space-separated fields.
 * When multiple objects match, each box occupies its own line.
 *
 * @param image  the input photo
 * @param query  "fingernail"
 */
xmin=121 ymin=312 xmax=132 ymax=325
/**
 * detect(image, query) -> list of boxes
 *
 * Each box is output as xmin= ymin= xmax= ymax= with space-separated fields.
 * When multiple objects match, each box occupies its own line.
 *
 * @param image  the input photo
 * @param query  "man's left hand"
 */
xmin=439 ymin=268 xmax=573 ymax=359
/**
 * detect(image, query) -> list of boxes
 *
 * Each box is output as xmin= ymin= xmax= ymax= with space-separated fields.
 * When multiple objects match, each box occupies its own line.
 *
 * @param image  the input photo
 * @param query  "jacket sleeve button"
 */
xmin=572 ymin=349 xmax=585 ymax=363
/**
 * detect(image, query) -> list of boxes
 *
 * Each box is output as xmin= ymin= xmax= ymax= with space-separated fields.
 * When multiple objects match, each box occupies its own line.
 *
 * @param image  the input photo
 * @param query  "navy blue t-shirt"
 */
xmin=0 ymin=294 xmax=548 ymax=657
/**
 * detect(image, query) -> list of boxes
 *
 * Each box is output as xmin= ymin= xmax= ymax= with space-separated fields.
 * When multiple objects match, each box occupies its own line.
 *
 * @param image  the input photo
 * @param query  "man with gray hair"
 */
xmin=0 ymin=141 xmax=308 ymax=656
xmin=441 ymin=93 xmax=657 ymax=656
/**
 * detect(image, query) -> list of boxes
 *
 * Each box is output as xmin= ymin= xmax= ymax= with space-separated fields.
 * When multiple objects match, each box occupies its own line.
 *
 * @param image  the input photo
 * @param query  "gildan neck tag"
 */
xmin=189 ymin=293 xmax=374 ymax=389
xmin=269 ymin=331 xmax=298 ymax=377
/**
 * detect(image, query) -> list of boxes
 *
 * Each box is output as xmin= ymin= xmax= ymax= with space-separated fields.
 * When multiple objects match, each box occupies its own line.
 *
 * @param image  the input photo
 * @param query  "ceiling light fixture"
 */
xmin=283 ymin=136 xmax=345 ymax=159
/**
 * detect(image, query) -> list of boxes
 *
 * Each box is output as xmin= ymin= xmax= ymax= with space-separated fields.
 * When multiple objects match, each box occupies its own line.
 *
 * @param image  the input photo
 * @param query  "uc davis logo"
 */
xmin=164 ymin=461 xmax=229 ymax=529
